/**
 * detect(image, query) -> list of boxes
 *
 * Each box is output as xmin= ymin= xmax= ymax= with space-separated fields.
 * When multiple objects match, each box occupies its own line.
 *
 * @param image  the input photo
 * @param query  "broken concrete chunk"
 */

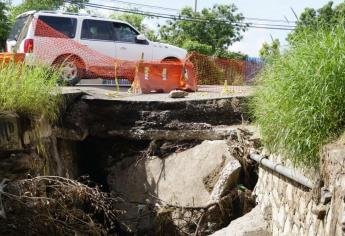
xmin=341 ymin=211 xmax=345 ymax=232
xmin=312 ymin=205 xmax=327 ymax=220
xmin=169 ymin=90 xmax=188 ymax=98
xmin=320 ymin=187 xmax=332 ymax=205
xmin=208 ymin=158 xmax=241 ymax=203
xmin=109 ymin=140 xmax=233 ymax=207
xmin=211 ymin=206 xmax=272 ymax=236
xmin=108 ymin=140 xmax=240 ymax=232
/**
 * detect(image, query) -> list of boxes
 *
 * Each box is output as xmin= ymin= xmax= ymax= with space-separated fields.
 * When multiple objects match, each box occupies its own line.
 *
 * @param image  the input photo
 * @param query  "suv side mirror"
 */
xmin=136 ymin=34 xmax=147 ymax=42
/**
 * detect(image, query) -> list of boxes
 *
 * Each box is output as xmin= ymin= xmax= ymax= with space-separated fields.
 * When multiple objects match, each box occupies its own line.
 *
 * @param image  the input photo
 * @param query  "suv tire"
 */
xmin=54 ymin=55 xmax=85 ymax=86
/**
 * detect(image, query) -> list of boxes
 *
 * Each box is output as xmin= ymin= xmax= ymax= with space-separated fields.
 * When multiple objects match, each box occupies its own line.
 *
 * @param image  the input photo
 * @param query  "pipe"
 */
xmin=250 ymin=153 xmax=314 ymax=189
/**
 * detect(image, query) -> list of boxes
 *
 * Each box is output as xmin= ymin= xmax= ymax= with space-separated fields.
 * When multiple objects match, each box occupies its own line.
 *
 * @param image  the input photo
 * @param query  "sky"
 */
xmin=12 ymin=0 xmax=345 ymax=56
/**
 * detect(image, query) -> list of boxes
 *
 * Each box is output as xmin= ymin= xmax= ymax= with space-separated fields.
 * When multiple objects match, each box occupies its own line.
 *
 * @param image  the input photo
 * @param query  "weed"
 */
xmin=0 ymin=62 xmax=61 ymax=121
xmin=252 ymin=26 xmax=345 ymax=167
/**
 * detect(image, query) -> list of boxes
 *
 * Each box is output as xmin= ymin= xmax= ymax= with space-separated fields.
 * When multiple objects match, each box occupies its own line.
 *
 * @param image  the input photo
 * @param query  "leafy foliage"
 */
xmin=159 ymin=4 xmax=247 ymax=57
xmin=288 ymin=1 xmax=345 ymax=43
xmin=10 ymin=0 xmax=89 ymax=19
xmin=259 ymin=39 xmax=280 ymax=62
xmin=181 ymin=40 xmax=214 ymax=56
xmin=252 ymin=25 xmax=345 ymax=167
xmin=0 ymin=2 xmax=10 ymax=51
xmin=213 ymin=48 xmax=247 ymax=60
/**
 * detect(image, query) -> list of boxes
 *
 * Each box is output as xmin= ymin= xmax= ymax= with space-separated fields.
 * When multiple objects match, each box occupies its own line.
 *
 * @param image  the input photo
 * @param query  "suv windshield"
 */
xmin=8 ymin=15 xmax=29 ymax=41
xmin=36 ymin=16 xmax=77 ymax=38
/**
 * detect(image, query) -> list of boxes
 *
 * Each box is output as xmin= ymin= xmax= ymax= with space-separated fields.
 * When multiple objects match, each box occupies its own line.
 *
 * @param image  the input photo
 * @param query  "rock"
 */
xmin=211 ymin=206 xmax=272 ymax=236
xmin=208 ymin=158 xmax=241 ymax=203
xmin=341 ymin=212 xmax=345 ymax=232
xmin=108 ymin=140 xmax=241 ymax=232
xmin=0 ymin=112 xmax=22 ymax=151
xmin=109 ymin=140 xmax=235 ymax=207
xmin=0 ymin=152 xmax=43 ymax=180
xmin=311 ymin=205 xmax=327 ymax=220
xmin=168 ymin=90 xmax=188 ymax=98
xmin=320 ymin=187 xmax=332 ymax=205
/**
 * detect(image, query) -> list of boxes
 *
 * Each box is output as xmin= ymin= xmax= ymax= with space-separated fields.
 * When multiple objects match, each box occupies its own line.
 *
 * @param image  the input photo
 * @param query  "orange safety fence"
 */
xmin=0 ymin=53 xmax=25 ymax=65
xmin=3 ymin=18 xmax=264 ymax=94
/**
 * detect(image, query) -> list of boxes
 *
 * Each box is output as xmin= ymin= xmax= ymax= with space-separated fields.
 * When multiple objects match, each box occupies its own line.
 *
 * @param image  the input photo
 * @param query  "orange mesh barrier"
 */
xmin=187 ymin=52 xmax=246 ymax=86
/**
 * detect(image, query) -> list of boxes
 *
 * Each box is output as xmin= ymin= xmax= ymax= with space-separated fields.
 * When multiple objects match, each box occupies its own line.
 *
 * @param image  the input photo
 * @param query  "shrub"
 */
xmin=252 ymin=26 xmax=345 ymax=167
xmin=0 ymin=62 xmax=61 ymax=121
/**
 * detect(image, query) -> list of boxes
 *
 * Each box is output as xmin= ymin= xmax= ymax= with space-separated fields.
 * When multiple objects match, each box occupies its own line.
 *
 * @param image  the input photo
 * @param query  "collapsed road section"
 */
xmin=0 ymin=86 xmax=263 ymax=235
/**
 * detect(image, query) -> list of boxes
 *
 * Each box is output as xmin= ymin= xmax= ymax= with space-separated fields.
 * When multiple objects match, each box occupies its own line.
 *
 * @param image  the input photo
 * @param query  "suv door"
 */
xmin=33 ymin=15 xmax=78 ymax=64
xmin=113 ymin=22 xmax=153 ymax=61
xmin=80 ymin=19 xmax=116 ymax=58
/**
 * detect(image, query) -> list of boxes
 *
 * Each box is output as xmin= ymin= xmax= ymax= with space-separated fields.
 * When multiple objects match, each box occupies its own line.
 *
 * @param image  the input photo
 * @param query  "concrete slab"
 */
xmin=108 ymin=140 xmax=238 ymax=207
xmin=211 ymin=206 xmax=272 ymax=236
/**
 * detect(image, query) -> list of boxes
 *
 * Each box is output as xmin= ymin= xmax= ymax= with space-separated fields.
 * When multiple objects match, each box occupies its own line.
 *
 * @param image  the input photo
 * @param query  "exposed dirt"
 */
xmin=203 ymin=155 xmax=227 ymax=193
xmin=56 ymin=95 xmax=251 ymax=139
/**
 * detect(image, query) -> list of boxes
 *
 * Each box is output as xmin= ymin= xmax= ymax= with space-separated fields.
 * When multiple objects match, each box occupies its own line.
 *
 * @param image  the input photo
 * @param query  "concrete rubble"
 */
xmin=211 ymin=206 xmax=272 ymax=236
xmin=169 ymin=90 xmax=189 ymax=98
xmin=108 ymin=139 xmax=255 ymax=234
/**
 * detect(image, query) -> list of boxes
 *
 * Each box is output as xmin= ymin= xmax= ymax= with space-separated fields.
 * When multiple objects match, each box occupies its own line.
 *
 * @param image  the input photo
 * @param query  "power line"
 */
xmin=102 ymin=0 xmax=179 ymax=12
xmin=68 ymin=1 xmax=295 ymax=30
xmin=102 ymin=0 xmax=297 ymax=24
xmin=246 ymin=17 xmax=296 ymax=24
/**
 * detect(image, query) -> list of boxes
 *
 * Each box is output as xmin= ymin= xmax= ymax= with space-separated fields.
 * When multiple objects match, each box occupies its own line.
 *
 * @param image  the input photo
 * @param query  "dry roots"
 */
xmin=0 ymin=176 xmax=130 ymax=236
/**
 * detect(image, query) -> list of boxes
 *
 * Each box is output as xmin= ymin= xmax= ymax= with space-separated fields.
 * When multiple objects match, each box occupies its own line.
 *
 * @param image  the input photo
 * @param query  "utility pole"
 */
xmin=194 ymin=0 xmax=197 ymax=12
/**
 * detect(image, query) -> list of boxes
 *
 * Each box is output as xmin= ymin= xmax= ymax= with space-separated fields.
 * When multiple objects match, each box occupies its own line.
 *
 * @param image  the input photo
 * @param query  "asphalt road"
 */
xmin=66 ymin=79 xmax=254 ymax=102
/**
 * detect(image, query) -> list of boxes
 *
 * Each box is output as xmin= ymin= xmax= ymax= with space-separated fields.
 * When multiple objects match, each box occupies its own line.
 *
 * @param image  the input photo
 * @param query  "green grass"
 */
xmin=252 ymin=26 xmax=345 ymax=167
xmin=0 ymin=62 xmax=61 ymax=121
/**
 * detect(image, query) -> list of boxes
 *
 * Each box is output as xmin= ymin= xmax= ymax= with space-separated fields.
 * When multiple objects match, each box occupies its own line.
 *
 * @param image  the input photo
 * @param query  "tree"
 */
xmin=288 ymin=1 xmax=345 ymax=42
xmin=110 ymin=12 xmax=158 ymax=41
xmin=10 ymin=0 xmax=89 ymax=19
xmin=159 ymin=4 xmax=247 ymax=58
xmin=0 ymin=1 xmax=10 ymax=51
xmin=259 ymin=39 xmax=280 ymax=61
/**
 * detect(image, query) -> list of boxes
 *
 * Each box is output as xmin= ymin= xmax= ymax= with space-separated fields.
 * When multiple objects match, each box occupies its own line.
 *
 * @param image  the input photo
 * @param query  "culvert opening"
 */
xmin=73 ymin=129 xmax=259 ymax=235
xmin=77 ymin=136 xmax=151 ymax=192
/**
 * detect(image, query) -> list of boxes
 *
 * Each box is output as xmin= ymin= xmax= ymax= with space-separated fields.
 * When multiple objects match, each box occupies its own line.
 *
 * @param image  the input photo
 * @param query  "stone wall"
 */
xmin=0 ymin=112 xmax=80 ymax=180
xmin=254 ymin=146 xmax=345 ymax=236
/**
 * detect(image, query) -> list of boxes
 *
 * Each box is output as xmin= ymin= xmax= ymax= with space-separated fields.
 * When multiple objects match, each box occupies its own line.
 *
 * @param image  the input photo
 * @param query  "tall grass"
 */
xmin=252 ymin=26 xmax=345 ymax=167
xmin=0 ymin=62 xmax=61 ymax=121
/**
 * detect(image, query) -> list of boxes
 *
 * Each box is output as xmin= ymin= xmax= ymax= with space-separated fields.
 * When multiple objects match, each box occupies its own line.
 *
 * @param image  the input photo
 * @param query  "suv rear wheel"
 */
xmin=54 ymin=55 xmax=85 ymax=86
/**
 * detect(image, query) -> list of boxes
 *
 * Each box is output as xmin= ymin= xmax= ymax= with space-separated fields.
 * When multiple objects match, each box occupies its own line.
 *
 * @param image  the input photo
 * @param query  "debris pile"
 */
xmin=0 ymin=176 xmax=130 ymax=236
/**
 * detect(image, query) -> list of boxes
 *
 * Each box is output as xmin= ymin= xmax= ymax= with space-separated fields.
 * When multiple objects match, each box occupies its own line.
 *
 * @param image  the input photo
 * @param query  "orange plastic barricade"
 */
xmin=183 ymin=61 xmax=198 ymax=91
xmin=0 ymin=53 xmax=25 ymax=65
xmin=138 ymin=62 xmax=185 ymax=94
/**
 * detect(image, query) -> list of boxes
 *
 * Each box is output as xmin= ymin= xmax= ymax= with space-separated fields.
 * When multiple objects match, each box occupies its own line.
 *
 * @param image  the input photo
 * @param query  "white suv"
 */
xmin=6 ymin=11 xmax=187 ymax=85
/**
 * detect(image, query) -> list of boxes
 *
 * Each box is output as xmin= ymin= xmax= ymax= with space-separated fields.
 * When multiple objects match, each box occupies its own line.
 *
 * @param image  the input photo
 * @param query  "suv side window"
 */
xmin=81 ymin=20 xmax=114 ymax=41
xmin=113 ymin=23 xmax=138 ymax=43
xmin=36 ymin=16 xmax=77 ymax=38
